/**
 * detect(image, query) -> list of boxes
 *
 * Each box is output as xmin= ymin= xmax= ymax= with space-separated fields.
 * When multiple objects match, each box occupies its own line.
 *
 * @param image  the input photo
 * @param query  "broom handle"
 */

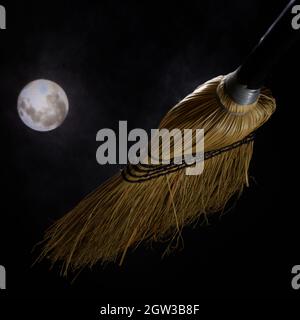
xmin=225 ymin=0 xmax=300 ymax=104
xmin=237 ymin=0 xmax=300 ymax=90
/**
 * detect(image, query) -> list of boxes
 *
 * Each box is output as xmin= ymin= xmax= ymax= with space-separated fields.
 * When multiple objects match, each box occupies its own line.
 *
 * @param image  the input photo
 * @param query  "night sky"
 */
xmin=0 ymin=0 xmax=299 ymax=304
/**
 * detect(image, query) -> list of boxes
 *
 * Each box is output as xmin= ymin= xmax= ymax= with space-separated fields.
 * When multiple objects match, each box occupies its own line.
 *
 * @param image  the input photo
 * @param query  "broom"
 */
xmin=38 ymin=0 xmax=300 ymax=274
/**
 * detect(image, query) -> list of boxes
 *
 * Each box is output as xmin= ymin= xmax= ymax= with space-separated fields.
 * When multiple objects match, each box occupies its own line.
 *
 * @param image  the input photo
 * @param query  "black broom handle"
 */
xmin=236 ymin=0 xmax=300 ymax=90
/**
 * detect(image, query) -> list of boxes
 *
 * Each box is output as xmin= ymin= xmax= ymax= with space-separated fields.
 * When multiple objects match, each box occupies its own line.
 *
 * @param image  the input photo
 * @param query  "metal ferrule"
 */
xmin=224 ymin=70 xmax=261 ymax=105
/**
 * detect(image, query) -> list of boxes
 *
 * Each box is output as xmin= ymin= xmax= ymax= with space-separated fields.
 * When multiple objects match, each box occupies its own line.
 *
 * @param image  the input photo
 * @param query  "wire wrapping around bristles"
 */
xmin=38 ymin=75 xmax=276 ymax=275
xmin=122 ymin=133 xmax=255 ymax=183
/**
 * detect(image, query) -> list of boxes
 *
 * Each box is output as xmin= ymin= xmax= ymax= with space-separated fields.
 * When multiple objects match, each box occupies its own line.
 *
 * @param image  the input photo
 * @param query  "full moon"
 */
xmin=17 ymin=79 xmax=69 ymax=132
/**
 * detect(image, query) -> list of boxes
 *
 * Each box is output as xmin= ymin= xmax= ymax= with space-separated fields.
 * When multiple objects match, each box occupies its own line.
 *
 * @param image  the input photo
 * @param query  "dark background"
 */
xmin=0 ymin=0 xmax=299 ymax=304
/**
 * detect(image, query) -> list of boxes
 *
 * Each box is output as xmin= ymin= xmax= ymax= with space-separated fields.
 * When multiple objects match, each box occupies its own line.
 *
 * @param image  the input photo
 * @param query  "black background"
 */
xmin=0 ymin=0 xmax=299 ymax=304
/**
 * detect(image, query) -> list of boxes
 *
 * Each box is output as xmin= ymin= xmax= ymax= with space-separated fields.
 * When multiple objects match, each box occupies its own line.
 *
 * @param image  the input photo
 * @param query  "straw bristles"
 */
xmin=38 ymin=75 xmax=276 ymax=275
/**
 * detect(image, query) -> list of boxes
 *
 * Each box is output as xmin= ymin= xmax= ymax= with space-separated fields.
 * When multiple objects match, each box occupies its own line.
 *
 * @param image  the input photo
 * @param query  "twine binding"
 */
xmin=122 ymin=133 xmax=255 ymax=183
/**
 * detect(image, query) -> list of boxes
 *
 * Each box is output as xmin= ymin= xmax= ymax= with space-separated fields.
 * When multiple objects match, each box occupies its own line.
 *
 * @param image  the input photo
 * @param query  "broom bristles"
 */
xmin=38 ymin=76 xmax=276 ymax=275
